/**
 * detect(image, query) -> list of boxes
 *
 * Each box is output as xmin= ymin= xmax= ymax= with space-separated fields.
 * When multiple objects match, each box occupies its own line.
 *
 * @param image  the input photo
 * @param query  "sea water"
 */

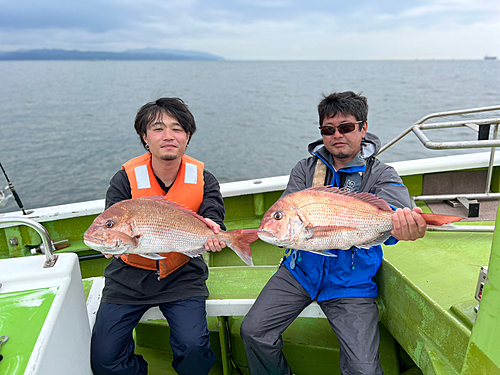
xmin=1 ymin=60 xmax=499 ymax=212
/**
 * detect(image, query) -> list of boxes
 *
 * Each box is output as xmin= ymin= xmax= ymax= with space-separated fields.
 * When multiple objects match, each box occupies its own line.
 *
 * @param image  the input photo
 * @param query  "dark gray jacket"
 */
xmin=284 ymin=132 xmax=411 ymax=209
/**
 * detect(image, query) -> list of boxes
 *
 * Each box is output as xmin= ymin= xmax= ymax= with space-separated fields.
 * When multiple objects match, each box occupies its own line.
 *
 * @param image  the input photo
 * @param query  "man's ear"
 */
xmin=361 ymin=122 xmax=368 ymax=138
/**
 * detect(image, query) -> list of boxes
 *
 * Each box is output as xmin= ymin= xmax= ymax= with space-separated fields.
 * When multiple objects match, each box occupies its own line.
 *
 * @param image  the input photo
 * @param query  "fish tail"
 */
xmin=225 ymin=229 xmax=258 ymax=266
xmin=421 ymin=213 xmax=463 ymax=226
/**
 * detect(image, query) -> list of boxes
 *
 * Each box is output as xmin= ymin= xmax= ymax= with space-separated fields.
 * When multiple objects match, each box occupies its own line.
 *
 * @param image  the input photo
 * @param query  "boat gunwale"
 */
xmin=2 ymin=152 xmax=500 ymax=226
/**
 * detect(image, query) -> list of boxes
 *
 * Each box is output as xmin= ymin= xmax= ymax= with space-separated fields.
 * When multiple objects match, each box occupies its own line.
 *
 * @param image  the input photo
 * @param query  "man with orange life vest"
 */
xmin=91 ymin=98 xmax=226 ymax=375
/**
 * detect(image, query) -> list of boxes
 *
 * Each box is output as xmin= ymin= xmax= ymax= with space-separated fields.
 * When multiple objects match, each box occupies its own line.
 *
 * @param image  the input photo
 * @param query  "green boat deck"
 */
xmin=379 ymin=226 xmax=494 ymax=375
xmin=3 ymin=209 xmax=500 ymax=374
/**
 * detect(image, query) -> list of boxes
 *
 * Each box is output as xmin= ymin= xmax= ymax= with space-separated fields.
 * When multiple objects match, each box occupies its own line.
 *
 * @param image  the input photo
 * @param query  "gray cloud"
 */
xmin=0 ymin=0 xmax=499 ymax=59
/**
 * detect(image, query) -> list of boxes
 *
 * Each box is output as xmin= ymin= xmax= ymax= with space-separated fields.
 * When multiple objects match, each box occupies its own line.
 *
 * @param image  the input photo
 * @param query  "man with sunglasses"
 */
xmin=241 ymin=91 xmax=427 ymax=375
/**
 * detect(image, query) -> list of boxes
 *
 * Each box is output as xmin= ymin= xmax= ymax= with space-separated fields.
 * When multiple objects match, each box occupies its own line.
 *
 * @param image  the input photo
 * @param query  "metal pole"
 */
xmin=486 ymin=124 xmax=499 ymax=193
xmin=413 ymin=193 xmax=500 ymax=201
xmin=377 ymin=105 xmax=500 ymax=156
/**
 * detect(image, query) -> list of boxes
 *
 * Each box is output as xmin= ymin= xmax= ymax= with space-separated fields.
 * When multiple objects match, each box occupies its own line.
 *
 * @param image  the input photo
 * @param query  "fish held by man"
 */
xmin=84 ymin=196 xmax=258 ymax=266
xmin=257 ymin=187 xmax=463 ymax=254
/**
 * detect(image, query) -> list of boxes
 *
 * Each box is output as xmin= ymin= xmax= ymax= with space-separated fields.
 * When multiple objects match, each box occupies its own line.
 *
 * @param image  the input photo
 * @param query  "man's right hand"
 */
xmin=391 ymin=207 xmax=427 ymax=241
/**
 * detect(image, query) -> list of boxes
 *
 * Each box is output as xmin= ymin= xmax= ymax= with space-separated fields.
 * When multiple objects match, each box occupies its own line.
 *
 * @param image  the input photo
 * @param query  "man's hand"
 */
xmin=204 ymin=218 xmax=227 ymax=252
xmin=391 ymin=207 xmax=427 ymax=241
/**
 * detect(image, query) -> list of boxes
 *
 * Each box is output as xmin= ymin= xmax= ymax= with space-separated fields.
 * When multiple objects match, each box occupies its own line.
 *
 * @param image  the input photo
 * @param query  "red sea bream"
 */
xmin=257 ymin=187 xmax=463 ymax=254
xmin=84 ymin=196 xmax=258 ymax=265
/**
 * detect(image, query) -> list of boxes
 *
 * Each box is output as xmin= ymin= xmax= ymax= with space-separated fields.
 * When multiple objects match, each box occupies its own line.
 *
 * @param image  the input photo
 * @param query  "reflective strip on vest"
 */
xmin=134 ymin=165 xmax=151 ymax=189
xmin=184 ymin=163 xmax=197 ymax=184
xmin=312 ymin=159 xmax=327 ymax=187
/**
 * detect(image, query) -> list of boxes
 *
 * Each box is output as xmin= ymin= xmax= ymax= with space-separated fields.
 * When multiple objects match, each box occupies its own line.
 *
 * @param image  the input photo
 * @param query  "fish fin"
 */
xmin=358 ymin=231 xmax=393 ymax=249
xmin=100 ymin=248 xmax=128 ymax=255
xmin=183 ymin=248 xmax=208 ymax=258
xmin=132 ymin=234 xmax=140 ymax=246
xmin=303 ymin=227 xmax=314 ymax=239
xmin=139 ymin=253 xmax=167 ymax=260
xmin=309 ymin=225 xmax=357 ymax=237
xmin=305 ymin=187 xmax=393 ymax=212
xmin=421 ymin=213 xmax=463 ymax=226
xmin=225 ymin=229 xmax=258 ymax=266
xmin=312 ymin=250 xmax=338 ymax=257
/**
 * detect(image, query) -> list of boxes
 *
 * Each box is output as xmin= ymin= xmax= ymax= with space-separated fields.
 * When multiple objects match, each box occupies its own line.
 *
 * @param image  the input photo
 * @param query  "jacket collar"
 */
xmin=309 ymin=132 xmax=381 ymax=170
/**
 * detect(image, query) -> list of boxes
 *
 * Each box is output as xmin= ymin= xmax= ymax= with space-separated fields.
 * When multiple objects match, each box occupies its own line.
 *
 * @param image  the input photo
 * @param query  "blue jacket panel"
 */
xmin=283 ymin=247 xmax=382 ymax=301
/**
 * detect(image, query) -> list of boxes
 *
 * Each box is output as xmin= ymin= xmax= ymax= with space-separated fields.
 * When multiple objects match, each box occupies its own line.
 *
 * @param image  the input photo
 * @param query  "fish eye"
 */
xmin=273 ymin=211 xmax=284 ymax=220
xmin=105 ymin=220 xmax=114 ymax=228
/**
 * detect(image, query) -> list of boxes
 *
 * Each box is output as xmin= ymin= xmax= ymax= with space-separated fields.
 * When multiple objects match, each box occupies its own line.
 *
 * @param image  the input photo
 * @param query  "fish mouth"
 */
xmin=257 ymin=231 xmax=294 ymax=249
xmin=257 ymin=230 xmax=285 ymax=247
xmin=83 ymin=230 xmax=132 ymax=253
xmin=83 ymin=232 xmax=102 ymax=246
xmin=257 ymin=230 xmax=274 ymax=239
xmin=83 ymin=236 xmax=119 ymax=252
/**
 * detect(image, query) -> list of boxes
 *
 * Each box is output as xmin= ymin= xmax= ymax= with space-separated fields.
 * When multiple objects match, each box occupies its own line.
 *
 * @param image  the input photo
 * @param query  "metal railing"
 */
xmin=0 ymin=217 xmax=58 ymax=267
xmin=377 ymin=105 xmax=500 ymax=232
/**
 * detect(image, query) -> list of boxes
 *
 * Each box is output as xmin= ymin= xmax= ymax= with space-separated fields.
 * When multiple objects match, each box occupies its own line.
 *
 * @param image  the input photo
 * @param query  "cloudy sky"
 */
xmin=1 ymin=0 xmax=499 ymax=60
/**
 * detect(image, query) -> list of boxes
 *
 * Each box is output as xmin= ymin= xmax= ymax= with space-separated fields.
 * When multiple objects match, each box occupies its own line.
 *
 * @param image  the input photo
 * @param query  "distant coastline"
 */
xmin=0 ymin=48 xmax=224 ymax=61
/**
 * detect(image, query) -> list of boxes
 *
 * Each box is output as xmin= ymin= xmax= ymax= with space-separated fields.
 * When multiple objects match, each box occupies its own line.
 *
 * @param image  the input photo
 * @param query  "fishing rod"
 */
xmin=0 ymin=162 xmax=27 ymax=215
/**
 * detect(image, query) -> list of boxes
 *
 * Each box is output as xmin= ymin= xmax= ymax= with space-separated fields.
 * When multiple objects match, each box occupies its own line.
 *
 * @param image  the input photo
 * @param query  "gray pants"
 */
xmin=240 ymin=266 xmax=383 ymax=375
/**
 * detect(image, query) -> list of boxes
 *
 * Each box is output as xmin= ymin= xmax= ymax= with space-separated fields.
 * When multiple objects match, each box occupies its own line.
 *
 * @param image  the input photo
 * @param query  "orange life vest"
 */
xmin=121 ymin=153 xmax=205 ymax=279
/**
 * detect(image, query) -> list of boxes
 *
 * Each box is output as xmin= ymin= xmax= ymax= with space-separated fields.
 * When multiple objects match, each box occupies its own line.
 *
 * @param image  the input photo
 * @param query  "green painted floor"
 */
xmin=383 ymin=225 xmax=493 ymax=311
xmin=377 ymin=220 xmax=496 ymax=375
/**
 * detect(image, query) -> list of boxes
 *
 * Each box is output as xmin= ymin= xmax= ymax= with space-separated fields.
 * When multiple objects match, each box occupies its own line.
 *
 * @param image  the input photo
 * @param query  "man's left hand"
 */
xmin=204 ymin=218 xmax=227 ymax=252
xmin=391 ymin=207 xmax=427 ymax=241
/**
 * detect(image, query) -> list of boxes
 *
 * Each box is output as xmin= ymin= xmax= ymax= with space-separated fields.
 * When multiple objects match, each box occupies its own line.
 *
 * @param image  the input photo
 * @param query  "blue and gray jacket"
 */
xmin=282 ymin=133 xmax=412 ymax=301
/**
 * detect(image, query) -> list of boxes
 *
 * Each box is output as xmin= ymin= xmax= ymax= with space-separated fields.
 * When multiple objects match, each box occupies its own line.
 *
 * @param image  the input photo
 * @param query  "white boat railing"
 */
xmin=378 ymin=105 xmax=500 ymax=155
xmin=378 ymin=105 xmax=500 ymax=226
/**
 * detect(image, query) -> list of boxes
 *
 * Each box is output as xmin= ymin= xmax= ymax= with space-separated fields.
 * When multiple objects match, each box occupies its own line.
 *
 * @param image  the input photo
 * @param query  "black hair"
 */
xmin=318 ymin=91 xmax=368 ymax=130
xmin=134 ymin=97 xmax=196 ymax=150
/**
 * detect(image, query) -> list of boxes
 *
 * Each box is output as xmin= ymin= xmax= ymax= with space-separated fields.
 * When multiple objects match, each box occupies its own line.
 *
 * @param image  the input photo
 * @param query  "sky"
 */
xmin=1 ymin=0 xmax=499 ymax=60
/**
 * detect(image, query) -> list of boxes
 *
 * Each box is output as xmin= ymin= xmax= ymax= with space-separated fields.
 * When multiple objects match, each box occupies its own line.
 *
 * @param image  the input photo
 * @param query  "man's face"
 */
xmin=142 ymin=112 xmax=190 ymax=161
xmin=321 ymin=113 xmax=367 ymax=162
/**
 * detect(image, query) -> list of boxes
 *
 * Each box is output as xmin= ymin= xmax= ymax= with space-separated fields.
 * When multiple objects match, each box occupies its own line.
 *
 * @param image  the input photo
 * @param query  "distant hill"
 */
xmin=0 ymin=48 xmax=224 ymax=61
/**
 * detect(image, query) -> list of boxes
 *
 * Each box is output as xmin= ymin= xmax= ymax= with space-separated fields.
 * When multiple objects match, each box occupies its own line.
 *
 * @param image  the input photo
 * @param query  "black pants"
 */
xmin=91 ymin=296 xmax=215 ymax=375
xmin=240 ymin=266 xmax=383 ymax=375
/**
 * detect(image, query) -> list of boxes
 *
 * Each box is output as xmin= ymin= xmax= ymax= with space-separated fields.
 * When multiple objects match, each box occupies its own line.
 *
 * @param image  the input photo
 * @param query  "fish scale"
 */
xmin=294 ymin=195 xmax=393 ymax=250
xmin=131 ymin=200 xmax=216 ymax=252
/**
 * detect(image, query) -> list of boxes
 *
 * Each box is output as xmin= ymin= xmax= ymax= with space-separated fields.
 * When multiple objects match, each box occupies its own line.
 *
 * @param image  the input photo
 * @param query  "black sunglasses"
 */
xmin=319 ymin=121 xmax=362 ymax=136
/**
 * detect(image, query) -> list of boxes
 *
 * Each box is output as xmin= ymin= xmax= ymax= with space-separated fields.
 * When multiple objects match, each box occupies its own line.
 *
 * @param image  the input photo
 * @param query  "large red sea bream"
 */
xmin=84 ymin=196 xmax=258 ymax=266
xmin=257 ymin=187 xmax=463 ymax=254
